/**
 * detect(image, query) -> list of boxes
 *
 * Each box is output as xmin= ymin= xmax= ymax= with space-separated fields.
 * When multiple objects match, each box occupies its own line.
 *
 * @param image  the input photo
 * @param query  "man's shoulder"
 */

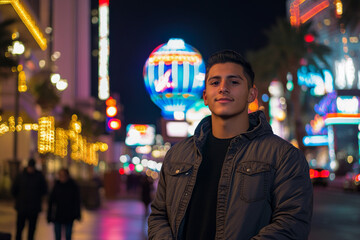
xmin=163 ymin=136 xmax=196 ymax=163
xmin=167 ymin=136 xmax=195 ymax=152
xmin=259 ymin=133 xmax=295 ymax=150
xmin=254 ymin=133 xmax=305 ymax=163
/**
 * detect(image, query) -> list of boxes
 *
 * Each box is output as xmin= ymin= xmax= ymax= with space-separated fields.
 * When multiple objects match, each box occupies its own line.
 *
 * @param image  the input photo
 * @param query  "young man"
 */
xmin=148 ymin=50 xmax=313 ymax=239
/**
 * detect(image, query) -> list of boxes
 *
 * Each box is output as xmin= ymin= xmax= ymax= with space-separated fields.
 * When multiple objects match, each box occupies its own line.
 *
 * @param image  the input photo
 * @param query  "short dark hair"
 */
xmin=205 ymin=50 xmax=255 ymax=88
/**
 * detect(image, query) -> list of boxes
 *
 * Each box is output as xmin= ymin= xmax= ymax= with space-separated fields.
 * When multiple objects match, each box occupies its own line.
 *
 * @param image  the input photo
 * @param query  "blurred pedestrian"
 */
xmin=141 ymin=176 xmax=153 ymax=218
xmin=11 ymin=158 xmax=47 ymax=240
xmin=47 ymin=168 xmax=81 ymax=240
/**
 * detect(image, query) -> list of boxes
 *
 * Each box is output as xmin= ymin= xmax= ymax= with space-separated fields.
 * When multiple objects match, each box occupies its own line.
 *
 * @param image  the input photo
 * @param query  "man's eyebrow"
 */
xmin=227 ymin=74 xmax=244 ymax=80
xmin=207 ymin=76 xmax=221 ymax=81
xmin=207 ymin=74 xmax=245 ymax=81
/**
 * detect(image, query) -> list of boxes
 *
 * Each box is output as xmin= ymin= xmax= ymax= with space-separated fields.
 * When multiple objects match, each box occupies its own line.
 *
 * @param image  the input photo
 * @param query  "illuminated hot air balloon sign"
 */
xmin=143 ymin=38 xmax=206 ymax=119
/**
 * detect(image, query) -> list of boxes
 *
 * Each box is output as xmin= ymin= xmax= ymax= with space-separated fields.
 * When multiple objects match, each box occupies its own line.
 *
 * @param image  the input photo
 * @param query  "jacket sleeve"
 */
xmin=252 ymin=147 xmax=313 ymax=240
xmin=148 ymin=160 xmax=174 ymax=239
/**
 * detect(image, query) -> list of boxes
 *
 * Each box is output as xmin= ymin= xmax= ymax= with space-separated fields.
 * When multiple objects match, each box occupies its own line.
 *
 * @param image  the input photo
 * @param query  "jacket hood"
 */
xmin=194 ymin=111 xmax=273 ymax=148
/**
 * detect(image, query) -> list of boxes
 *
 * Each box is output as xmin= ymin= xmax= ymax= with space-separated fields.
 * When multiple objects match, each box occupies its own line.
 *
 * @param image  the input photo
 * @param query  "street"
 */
xmin=309 ymin=186 xmax=360 ymax=240
xmin=0 ymin=198 xmax=147 ymax=240
xmin=0 ymin=181 xmax=359 ymax=240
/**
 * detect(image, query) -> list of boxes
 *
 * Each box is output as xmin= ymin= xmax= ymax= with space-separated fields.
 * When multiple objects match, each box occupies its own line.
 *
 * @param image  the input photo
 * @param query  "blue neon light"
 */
xmin=303 ymin=135 xmax=329 ymax=146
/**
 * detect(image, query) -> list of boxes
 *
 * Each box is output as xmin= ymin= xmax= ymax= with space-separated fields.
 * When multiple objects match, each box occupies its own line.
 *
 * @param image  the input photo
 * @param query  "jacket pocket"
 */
xmin=236 ymin=161 xmax=271 ymax=203
xmin=165 ymin=163 xmax=193 ymax=176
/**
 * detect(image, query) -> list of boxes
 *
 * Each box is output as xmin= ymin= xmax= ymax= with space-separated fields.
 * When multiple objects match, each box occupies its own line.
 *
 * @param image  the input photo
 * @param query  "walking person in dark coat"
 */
xmin=141 ymin=175 xmax=154 ymax=218
xmin=11 ymin=158 xmax=47 ymax=240
xmin=47 ymin=168 xmax=81 ymax=240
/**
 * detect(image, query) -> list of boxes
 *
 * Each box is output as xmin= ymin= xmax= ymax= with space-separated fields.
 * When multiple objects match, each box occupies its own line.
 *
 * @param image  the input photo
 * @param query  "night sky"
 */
xmin=105 ymin=0 xmax=287 ymax=129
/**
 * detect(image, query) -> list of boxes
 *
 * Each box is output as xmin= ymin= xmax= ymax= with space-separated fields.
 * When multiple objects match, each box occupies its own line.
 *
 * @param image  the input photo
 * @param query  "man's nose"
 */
xmin=219 ymin=81 xmax=229 ymax=93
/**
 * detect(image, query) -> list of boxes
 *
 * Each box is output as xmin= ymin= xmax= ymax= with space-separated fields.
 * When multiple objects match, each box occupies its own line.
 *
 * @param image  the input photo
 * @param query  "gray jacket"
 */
xmin=148 ymin=111 xmax=313 ymax=239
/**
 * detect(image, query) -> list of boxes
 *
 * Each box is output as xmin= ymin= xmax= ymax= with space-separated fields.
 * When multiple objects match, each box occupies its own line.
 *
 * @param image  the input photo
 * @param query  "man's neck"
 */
xmin=211 ymin=114 xmax=249 ymax=139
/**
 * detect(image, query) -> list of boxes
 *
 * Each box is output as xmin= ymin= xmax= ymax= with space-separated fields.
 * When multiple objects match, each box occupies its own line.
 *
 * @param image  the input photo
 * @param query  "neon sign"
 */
xmin=289 ymin=0 xmax=330 ymax=26
xmin=335 ymin=58 xmax=356 ymax=89
xmin=314 ymin=91 xmax=337 ymax=116
xmin=125 ymin=124 xmax=156 ymax=146
xmin=336 ymin=96 xmax=359 ymax=114
xmin=297 ymin=65 xmax=334 ymax=96
xmin=144 ymin=38 xmax=205 ymax=119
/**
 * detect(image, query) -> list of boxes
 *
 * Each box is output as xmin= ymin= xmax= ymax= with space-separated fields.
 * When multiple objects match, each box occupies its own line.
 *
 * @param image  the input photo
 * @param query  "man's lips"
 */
xmin=215 ymin=97 xmax=233 ymax=103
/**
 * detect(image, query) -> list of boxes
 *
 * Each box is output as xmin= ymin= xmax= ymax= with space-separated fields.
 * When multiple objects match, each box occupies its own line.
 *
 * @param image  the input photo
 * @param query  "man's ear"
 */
xmin=248 ymin=87 xmax=258 ymax=103
xmin=203 ymin=90 xmax=208 ymax=106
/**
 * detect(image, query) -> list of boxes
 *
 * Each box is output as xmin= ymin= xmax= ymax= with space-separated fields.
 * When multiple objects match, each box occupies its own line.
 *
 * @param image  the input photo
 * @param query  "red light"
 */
xmin=309 ymin=169 xmax=314 ymax=178
xmin=310 ymin=169 xmax=322 ymax=179
xmin=304 ymin=34 xmax=315 ymax=43
xmin=355 ymin=174 xmax=360 ymax=182
xmin=108 ymin=119 xmax=121 ymax=130
xmin=320 ymin=170 xmax=330 ymax=178
xmin=99 ymin=0 xmax=109 ymax=6
xmin=105 ymin=97 xmax=116 ymax=106
xmin=119 ymin=168 xmax=125 ymax=175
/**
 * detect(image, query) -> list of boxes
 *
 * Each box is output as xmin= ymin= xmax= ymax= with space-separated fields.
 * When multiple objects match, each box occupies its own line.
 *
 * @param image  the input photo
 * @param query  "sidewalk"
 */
xmin=0 ymin=197 xmax=147 ymax=240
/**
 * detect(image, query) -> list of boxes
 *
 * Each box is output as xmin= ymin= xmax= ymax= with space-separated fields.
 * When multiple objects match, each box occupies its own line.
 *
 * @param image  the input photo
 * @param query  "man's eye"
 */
xmin=232 ymin=81 xmax=240 ymax=84
xmin=210 ymin=81 xmax=219 ymax=85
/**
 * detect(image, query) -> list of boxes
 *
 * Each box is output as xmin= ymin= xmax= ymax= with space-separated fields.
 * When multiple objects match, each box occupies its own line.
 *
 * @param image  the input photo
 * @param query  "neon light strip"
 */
xmin=289 ymin=0 xmax=301 ymax=26
xmin=149 ymin=54 xmax=201 ymax=65
xmin=303 ymin=135 xmax=328 ymax=146
xmin=326 ymin=113 xmax=360 ymax=118
xmin=0 ymin=0 xmax=47 ymax=50
xmin=172 ymin=61 xmax=178 ymax=93
xmin=183 ymin=62 xmax=190 ymax=91
xmin=300 ymin=0 xmax=329 ymax=24
xmin=325 ymin=117 xmax=360 ymax=125
xmin=98 ymin=0 xmax=110 ymax=100
xmin=327 ymin=125 xmax=336 ymax=163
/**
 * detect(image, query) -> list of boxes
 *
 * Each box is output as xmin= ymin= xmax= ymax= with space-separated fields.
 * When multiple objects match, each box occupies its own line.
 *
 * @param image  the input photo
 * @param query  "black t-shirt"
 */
xmin=183 ymin=133 xmax=233 ymax=240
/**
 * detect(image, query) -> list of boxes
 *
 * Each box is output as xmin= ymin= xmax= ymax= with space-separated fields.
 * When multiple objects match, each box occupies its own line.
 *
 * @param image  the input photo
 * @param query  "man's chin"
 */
xmin=212 ymin=112 xmax=237 ymax=120
xmin=211 ymin=110 xmax=247 ymax=120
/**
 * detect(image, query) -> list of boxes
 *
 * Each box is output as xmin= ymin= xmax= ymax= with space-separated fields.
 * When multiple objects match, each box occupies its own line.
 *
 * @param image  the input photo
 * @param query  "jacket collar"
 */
xmin=194 ymin=111 xmax=273 ymax=148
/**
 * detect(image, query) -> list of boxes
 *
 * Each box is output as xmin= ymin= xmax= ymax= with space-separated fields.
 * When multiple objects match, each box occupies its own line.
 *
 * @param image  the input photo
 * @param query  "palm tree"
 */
xmin=247 ymin=18 xmax=331 ymax=150
xmin=28 ymin=69 xmax=60 ymax=115
xmin=340 ymin=0 xmax=360 ymax=33
xmin=0 ymin=19 xmax=19 ymax=113
xmin=0 ymin=19 xmax=18 ymax=78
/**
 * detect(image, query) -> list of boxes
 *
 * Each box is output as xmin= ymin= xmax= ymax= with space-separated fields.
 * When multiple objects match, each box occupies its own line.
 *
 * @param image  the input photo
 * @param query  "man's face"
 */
xmin=203 ymin=62 xmax=256 ymax=119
